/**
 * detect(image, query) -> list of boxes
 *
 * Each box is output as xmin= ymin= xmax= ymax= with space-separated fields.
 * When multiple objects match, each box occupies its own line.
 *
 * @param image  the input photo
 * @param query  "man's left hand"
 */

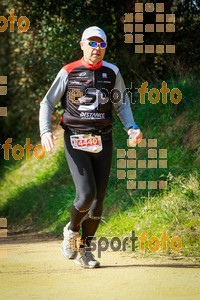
xmin=128 ymin=128 xmax=143 ymax=146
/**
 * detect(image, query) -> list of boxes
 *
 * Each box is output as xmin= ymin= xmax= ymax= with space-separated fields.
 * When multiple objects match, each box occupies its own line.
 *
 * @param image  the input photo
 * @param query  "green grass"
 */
xmin=97 ymin=173 xmax=200 ymax=257
xmin=0 ymin=75 xmax=200 ymax=258
xmin=0 ymin=136 xmax=74 ymax=234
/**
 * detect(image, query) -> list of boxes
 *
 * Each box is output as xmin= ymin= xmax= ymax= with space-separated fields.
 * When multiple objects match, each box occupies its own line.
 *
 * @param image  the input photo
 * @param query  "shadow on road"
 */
xmin=101 ymin=263 xmax=200 ymax=269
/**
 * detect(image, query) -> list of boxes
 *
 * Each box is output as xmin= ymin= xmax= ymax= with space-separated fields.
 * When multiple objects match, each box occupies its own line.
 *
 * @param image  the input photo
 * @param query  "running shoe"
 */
xmin=74 ymin=247 xmax=100 ymax=268
xmin=61 ymin=222 xmax=79 ymax=259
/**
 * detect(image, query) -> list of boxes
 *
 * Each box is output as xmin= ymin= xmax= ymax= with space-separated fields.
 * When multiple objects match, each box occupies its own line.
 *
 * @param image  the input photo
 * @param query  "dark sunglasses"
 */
xmin=84 ymin=40 xmax=107 ymax=49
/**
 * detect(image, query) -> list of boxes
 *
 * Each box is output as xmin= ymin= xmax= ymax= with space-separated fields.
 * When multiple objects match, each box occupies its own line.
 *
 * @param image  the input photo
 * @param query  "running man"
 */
xmin=39 ymin=26 xmax=142 ymax=268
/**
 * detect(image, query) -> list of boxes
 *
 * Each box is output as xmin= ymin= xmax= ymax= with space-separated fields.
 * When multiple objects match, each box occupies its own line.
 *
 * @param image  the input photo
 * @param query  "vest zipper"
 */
xmin=92 ymin=69 xmax=95 ymax=88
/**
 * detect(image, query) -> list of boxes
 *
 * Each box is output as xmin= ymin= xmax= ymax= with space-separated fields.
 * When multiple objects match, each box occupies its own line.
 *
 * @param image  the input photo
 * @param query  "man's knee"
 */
xmin=89 ymin=203 xmax=103 ymax=219
xmin=75 ymin=189 xmax=96 ymax=211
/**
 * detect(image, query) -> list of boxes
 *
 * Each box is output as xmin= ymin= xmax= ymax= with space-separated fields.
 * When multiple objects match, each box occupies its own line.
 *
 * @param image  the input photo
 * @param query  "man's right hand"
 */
xmin=41 ymin=132 xmax=58 ymax=152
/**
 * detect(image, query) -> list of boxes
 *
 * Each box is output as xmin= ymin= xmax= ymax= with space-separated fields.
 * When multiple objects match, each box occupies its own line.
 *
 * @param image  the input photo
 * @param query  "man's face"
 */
xmin=80 ymin=36 xmax=106 ymax=65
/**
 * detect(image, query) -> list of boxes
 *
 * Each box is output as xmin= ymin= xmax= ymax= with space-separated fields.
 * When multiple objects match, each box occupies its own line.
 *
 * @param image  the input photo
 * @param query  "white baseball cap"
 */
xmin=81 ymin=26 xmax=107 ymax=43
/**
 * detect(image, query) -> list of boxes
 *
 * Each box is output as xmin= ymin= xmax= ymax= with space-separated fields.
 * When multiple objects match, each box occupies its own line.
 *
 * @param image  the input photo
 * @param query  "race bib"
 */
xmin=70 ymin=134 xmax=102 ymax=153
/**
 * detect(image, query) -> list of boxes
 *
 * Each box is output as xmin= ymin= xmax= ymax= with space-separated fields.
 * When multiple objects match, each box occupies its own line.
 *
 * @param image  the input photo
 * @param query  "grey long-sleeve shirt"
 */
xmin=39 ymin=58 xmax=135 ymax=136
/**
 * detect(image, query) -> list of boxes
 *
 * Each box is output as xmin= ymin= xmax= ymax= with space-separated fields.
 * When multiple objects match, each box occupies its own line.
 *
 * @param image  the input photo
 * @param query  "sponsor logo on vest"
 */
xmin=78 ymin=88 xmax=109 ymax=111
xmin=79 ymin=72 xmax=87 ymax=77
xmin=85 ymin=79 xmax=92 ymax=84
xmin=80 ymin=112 xmax=105 ymax=119
xmin=97 ymin=80 xmax=111 ymax=84
xmin=69 ymin=80 xmax=80 ymax=85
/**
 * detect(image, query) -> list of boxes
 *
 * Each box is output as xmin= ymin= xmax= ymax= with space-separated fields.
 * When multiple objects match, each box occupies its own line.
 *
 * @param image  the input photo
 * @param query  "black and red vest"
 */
xmin=60 ymin=57 xmax=118 ymax=131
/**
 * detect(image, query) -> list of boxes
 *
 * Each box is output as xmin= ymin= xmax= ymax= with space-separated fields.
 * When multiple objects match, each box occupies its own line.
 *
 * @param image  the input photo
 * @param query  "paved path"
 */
xmin=0 ymin=234 xmax=200 ymax=300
